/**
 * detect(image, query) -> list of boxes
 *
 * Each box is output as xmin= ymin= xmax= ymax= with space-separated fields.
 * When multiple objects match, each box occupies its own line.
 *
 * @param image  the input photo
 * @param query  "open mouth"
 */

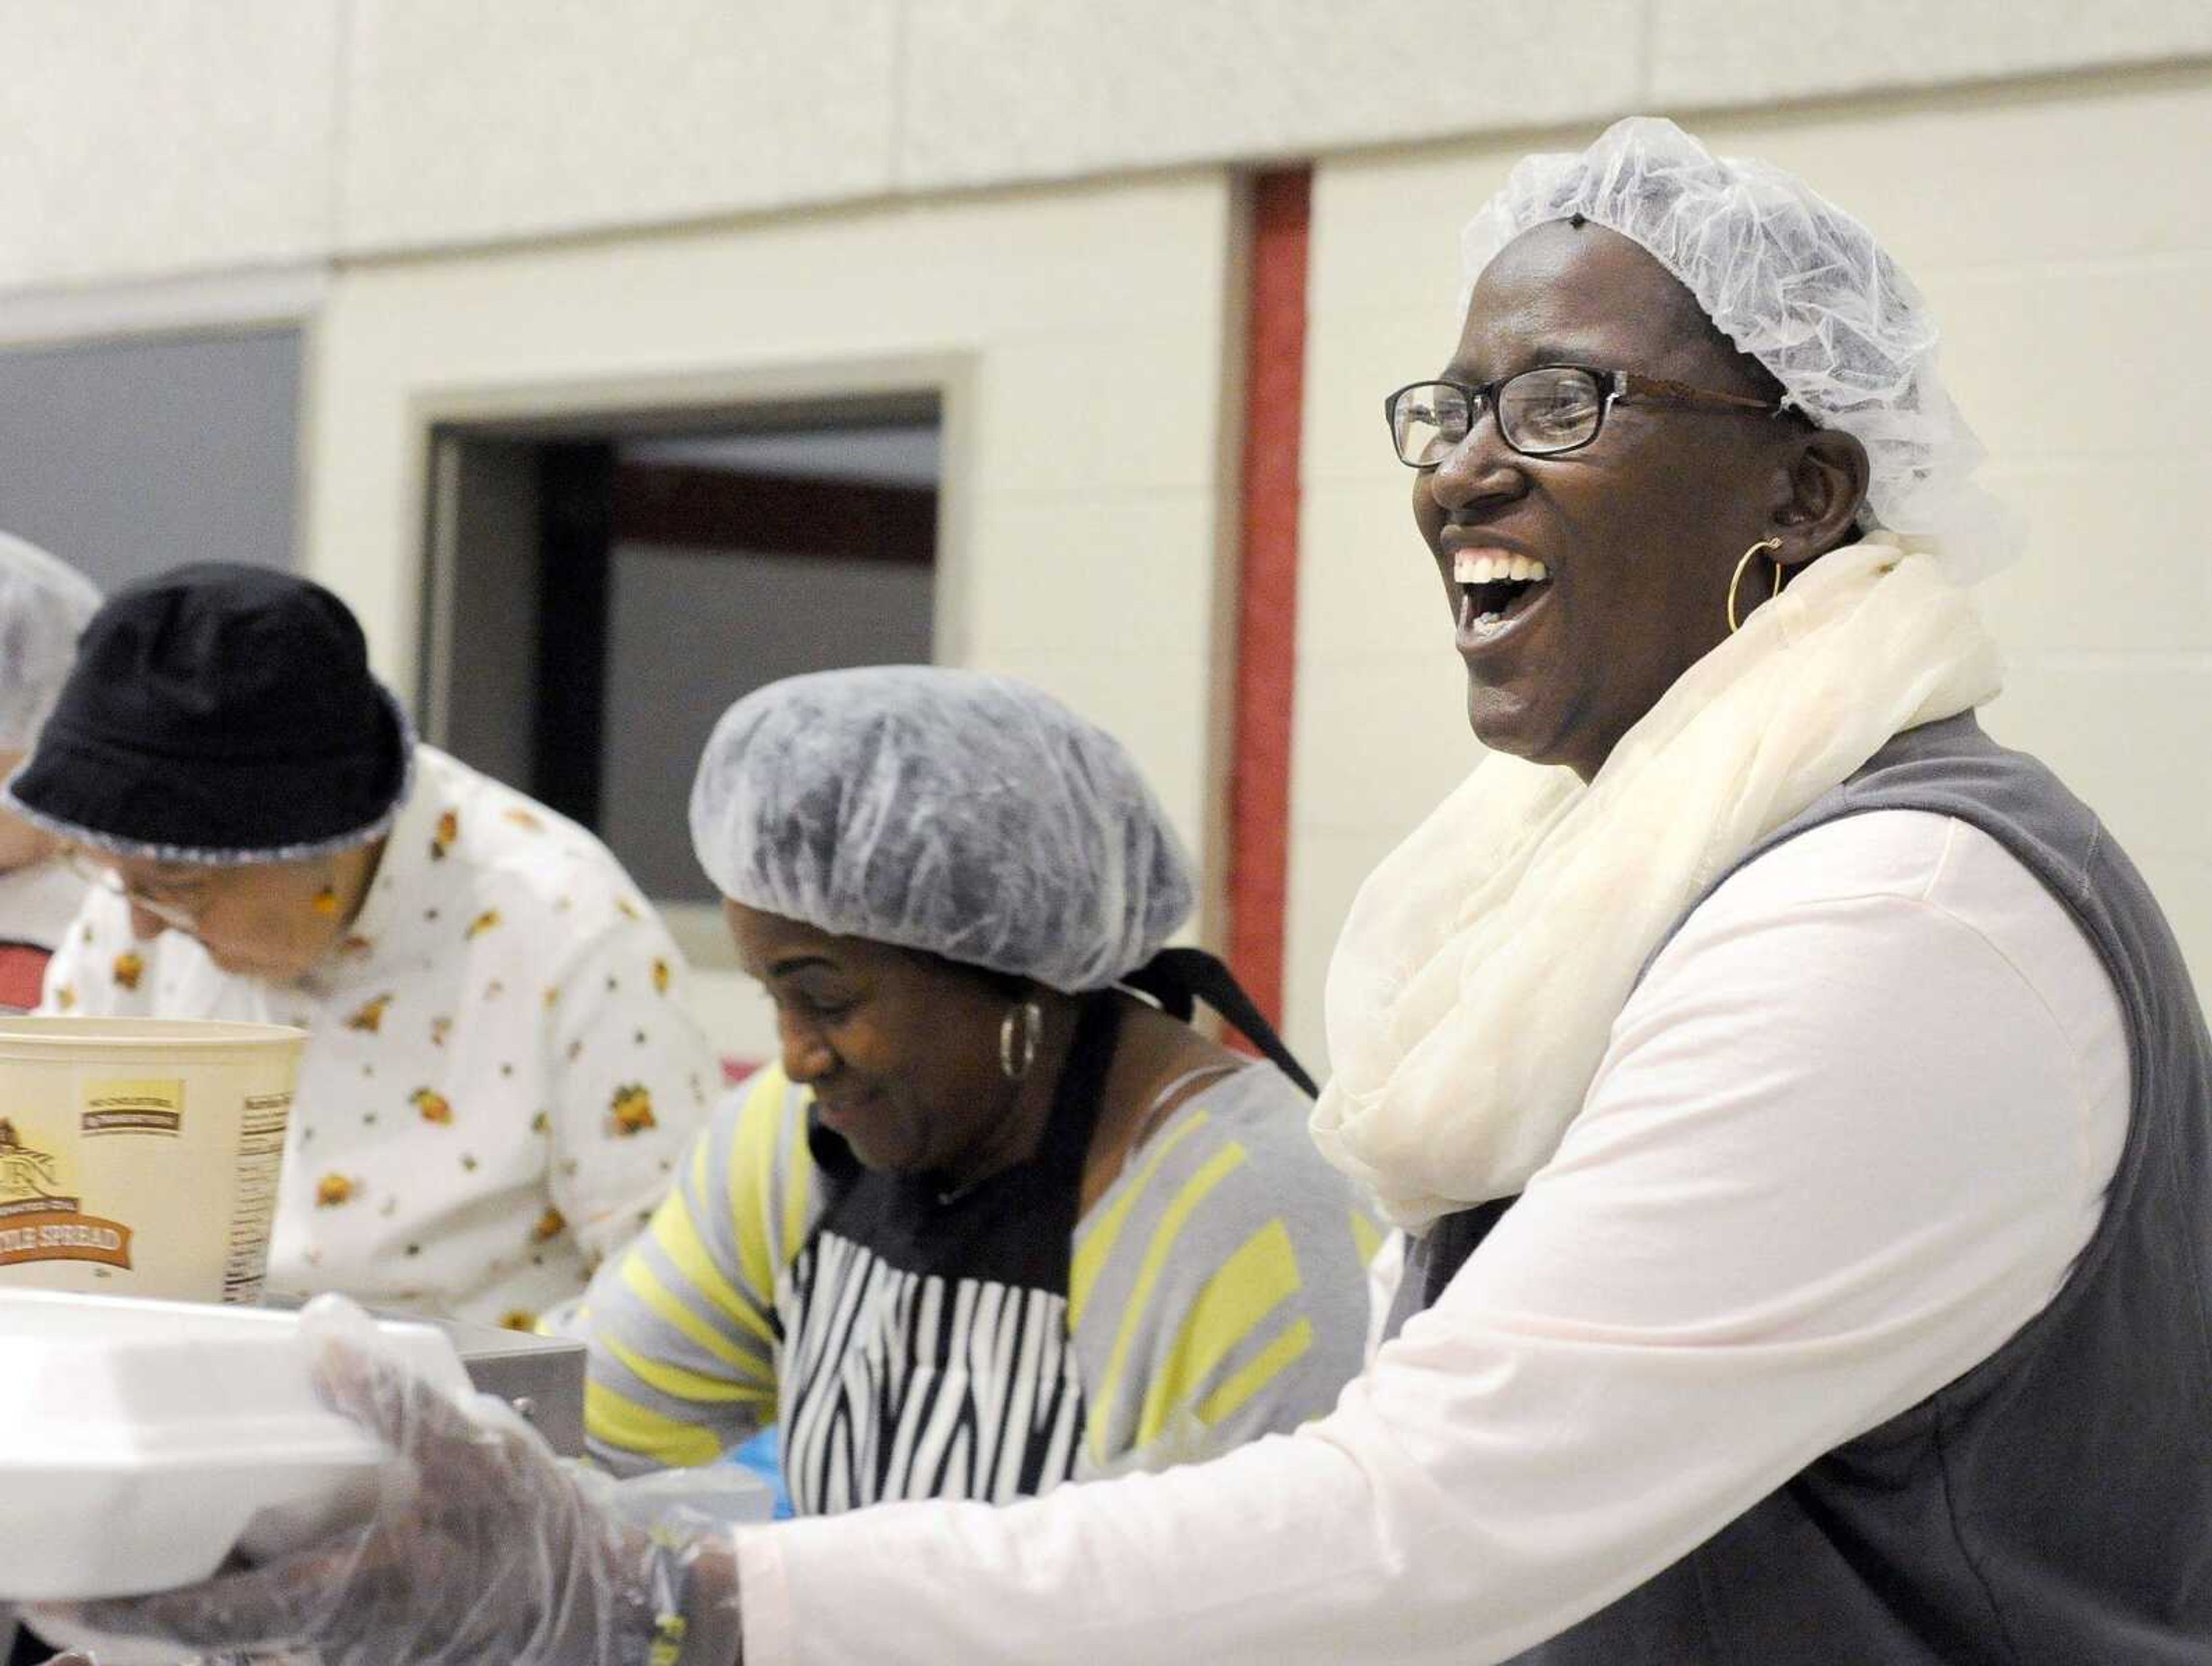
xmin=1453 ymin=551 xmax=1551 ymax=642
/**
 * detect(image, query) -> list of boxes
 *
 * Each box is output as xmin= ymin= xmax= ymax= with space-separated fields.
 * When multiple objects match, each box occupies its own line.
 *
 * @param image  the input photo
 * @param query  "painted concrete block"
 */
xmin=1934 ymin=257 xmax=2212 ymax=462
xmin=1282 ymin=824 xmax=1408 ymax=1067
xmin=1302 ymin=309 xmax=1465 ymax=489
xmin=1290 ymin=652 xmax=1476 ymax=841
xmin=1702 ymin=80 xmax=2212 ymax=274
xmin=962 ymin=489 xmax=1219 ymax=665
xmin=1976 ymin=456 xmax=2212 ymax=656
xmin=899 ymin=0 xmax=1642 ymax=190
xmin=1983 ymin=661 xmax=2212 ymax=863
xmin=968 ymin=327 xmax=1226 ymax=496
xmin=1296 ymin=483 xmax=1450 ymax=669
xmin=339 ymin=0 xmax=900 ymax=253
xmin=0 ymin=0 xmax=339 ymax=290
xmin=1650 ymin=0 xmax=2212 ymax=108
xmin=2132 ymin=851 xmax=2212 ymax=1000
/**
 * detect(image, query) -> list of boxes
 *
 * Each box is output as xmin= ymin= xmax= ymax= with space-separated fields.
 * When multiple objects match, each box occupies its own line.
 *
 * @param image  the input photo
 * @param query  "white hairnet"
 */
xmin=1462 ymin=116 xmax=2016 ymax=579
xmin=690 ymin=666 xmax=1194 ymax=992
xmin=0 ymin=533 xmax=101 ymax=751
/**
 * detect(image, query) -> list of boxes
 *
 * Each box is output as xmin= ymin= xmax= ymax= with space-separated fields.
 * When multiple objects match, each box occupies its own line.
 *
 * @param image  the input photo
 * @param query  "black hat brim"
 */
xmin=3 ymin=688 xmax=415 ymax=866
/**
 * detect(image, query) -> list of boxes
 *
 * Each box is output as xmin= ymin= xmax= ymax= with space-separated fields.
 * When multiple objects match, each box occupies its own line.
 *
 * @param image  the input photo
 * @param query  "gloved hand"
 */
xmin=33 ymin=1296 xmax=742 ymax=1666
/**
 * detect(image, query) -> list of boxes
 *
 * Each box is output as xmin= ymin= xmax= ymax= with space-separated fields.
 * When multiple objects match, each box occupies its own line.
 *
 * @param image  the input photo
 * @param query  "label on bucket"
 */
xmin=0 ymin=1114 xmax=137 ymax=1272
xmin=82 ymin=1079 xmax=187 ymax=1139
xmin=0 ymin=1020 xmax=304 ymax=1304
xmin=224 ymin=1090 xmax=292 ymax=1302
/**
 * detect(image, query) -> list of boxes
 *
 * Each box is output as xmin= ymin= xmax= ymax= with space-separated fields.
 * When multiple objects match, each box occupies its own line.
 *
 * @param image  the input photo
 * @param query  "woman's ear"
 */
xmin=1774 ymin=427 xmax=1871 ymax=565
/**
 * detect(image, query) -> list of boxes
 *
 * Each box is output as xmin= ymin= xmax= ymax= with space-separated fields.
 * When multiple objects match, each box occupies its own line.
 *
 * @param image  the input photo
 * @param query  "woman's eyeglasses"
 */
xmin=1384 ymin=364 xmax=1787 ymax=468
xmin=59 ymin=848 xmax=206 ymax=932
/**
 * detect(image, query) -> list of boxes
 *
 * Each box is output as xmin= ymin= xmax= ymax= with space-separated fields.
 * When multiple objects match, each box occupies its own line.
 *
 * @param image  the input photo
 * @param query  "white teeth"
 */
xmin=1453 ymin=551 xmax=1551 ymax=585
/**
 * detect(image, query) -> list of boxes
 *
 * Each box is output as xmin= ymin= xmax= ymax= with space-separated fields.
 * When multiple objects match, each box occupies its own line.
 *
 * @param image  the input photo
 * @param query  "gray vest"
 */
xmin=1391 ymin=714 xmax=2212 ymax=1661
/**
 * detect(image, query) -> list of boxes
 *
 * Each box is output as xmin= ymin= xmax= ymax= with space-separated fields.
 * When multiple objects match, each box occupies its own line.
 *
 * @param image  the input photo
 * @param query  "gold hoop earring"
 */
xmin=1726 ymin=537 xmax=1785 ymax=635
xmin=999 ymin=1000 xmax=1043 ymax=1083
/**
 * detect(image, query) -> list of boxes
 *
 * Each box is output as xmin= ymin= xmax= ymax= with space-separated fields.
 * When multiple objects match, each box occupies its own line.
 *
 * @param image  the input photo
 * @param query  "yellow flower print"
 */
xmin=652 ymin=958 xmax=671 ymax=995
xmin=465 ymin=909 xmax=502 ymax=940
xmin=338 ymin=933 xmax=375 ymax=958
xmin=112 ymin=951 xmax=144 ymax=991
xmin=543 ymin=986 xmax=560 ymax=1010
xmin=411 ymin=1088 xmax=454 ymax=1126
xmin=608 ymin=1084 xmax=657 ymax=1137
xmin=532 ymin=1206 xmax=566 ymax=1243
xmin=615 ymin=897 xmax=641 ymax=921
xmin=345 ymin=994 xmax=394 ymax=1034
xmin=430 ymin=1015 xmax=452 ymax=1047
xmin=530 ymin=1110 xmax=550 ymax=1134
xmin=315 ymin=1174 xmax=359 ymax=1208
xmin=499 ymin=1310 xmax=537 ymax=1333
xmin=431 ymin=809 xmax=460 ymax=860
xmin=54 ymin=984 xmax=76 ymax=1011
xmin=502 ymin=808 xmax=544 ymax=832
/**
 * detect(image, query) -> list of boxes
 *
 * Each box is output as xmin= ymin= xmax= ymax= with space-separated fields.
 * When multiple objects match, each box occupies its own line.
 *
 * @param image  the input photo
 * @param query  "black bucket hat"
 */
xmin=1 ymin=563 xmax=414 ymax=865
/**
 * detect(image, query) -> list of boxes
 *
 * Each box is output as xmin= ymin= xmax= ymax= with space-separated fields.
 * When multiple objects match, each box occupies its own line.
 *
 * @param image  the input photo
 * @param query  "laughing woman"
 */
xmin=50 ymin=119 xmax=2212 ymax=1666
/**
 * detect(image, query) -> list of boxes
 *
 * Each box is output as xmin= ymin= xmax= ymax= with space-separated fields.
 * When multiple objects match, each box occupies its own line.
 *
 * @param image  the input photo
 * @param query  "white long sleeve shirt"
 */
xmin=733 ymin=809 xmax=2128 ymax=1663
xmin=39 ymin=747 xmax=717 ymax=1328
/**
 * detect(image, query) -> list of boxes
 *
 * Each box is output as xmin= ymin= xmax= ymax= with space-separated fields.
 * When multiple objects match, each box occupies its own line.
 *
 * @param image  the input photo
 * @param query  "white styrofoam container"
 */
xmin=0 ymin=1288 xmax=469 ymax=1603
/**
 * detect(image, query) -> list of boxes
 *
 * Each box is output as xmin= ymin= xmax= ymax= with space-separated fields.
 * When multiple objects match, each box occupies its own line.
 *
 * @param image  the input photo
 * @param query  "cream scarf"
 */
xmin=1309 ymin=540 xmax=2005 ymax=1231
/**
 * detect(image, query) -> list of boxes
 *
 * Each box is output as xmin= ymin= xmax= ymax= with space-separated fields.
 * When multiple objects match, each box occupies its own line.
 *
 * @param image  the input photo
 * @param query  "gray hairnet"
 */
xmin=1462 ymin=116 xmax=2016 ymax=579
xmin=0 ymin=533 xmax=101 ymax=751
xmin=691 ymin=666 xmax=1195 ymax=992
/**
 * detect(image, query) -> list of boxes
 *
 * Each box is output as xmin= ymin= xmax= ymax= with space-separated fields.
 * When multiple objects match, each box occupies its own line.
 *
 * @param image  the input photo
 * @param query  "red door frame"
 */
xmin=1226 ymin=167 xmax=1311 ymax=1029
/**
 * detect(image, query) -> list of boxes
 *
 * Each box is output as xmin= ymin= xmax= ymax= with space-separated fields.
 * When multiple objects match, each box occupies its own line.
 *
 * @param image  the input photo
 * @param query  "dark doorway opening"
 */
xmin=424 ymin=403 xmax=940 ymax=906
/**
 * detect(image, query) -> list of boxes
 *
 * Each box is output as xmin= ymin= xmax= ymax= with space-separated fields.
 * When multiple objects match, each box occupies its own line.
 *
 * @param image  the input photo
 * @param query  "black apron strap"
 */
xmin=1119 ymin=947 xmax=1320 ymax=1099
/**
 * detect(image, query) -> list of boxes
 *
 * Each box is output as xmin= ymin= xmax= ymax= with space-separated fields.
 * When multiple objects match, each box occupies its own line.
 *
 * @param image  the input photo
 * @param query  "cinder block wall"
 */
xmin=6 ymin=5 xmax=2210 ymax=1074
xmin=1285 ymin=69 xmax=2212 ymax=1064
xmin=298 ymin=176 xmax=1239 ymax=1054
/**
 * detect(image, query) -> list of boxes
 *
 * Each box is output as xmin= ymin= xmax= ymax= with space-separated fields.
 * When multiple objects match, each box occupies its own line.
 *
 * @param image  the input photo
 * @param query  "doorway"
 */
xmin=422 ymin=396 xmax=942 ymax=1062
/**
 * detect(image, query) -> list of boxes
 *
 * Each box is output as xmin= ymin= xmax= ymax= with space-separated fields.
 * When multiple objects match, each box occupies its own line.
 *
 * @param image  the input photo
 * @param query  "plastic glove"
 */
xmin=33 ymin=1295 xmax=742 ymax=1666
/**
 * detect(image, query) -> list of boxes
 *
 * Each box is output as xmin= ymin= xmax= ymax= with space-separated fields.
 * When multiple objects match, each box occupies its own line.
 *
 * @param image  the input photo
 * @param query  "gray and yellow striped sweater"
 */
xmin=580 ymin=1060 xmax=1378 ymax=1512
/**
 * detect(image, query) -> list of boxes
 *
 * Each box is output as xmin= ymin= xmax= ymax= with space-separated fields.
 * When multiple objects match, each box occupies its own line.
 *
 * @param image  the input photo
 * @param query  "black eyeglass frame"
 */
xmin=1382 ymin=365 xmax=1790 ymax=468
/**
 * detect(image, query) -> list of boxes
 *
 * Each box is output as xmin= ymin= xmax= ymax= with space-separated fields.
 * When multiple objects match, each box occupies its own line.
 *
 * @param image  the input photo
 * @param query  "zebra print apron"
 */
xmin=774 ymin=996 xmax=1117 ymax=1515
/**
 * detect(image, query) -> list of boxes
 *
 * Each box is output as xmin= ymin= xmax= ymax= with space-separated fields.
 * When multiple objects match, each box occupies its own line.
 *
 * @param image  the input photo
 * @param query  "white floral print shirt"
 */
xmin=40 ymin=746 xmax=717 ymax=1329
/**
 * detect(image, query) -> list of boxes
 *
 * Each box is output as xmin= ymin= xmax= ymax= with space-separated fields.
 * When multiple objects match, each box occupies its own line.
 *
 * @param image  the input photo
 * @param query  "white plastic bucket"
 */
xmin=0 ymin=1017 xmax=306 ymax=1304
